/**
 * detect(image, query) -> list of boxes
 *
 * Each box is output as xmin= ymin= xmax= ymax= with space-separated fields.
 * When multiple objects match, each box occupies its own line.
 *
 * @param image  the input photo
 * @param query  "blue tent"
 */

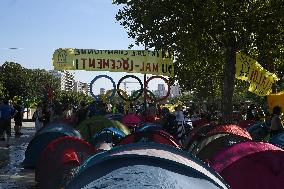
xmin=36 ymin=122 xmax=81 ymax=138
xmin=65 ymin=143 xmax=230 ymax=189
xmin=91 ymin=127 xmax=126 ymax=147
xmin=269 ymin=132 xmax=284 ymax=148
xmin=247 ymin=122 xmax=269 ymax=141
xmin=136 ymin=122 xmax=163 ymax=132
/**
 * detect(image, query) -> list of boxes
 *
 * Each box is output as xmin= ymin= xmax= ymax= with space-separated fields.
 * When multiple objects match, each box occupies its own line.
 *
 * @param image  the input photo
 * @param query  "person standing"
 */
xmin=0 ymin=99 xmax=16 ymax=146
xmin=33 ymin=103 xmax=44 ymax=132
xmin=13 ymin=100 xmax=24 ymax=137
xmin=270 ymin=106 xmax=284 ymax=137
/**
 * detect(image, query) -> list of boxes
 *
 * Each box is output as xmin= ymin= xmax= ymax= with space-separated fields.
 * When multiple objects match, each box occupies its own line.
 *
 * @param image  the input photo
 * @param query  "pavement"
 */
xmin=0 ymin=122 xmax=38 ymax=189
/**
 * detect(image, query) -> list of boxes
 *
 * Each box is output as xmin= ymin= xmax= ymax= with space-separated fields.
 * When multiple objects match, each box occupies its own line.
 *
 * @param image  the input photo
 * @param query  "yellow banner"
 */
xmin=236 ymin=52 xmax=279 ymax=96
xmin=267 ymin=91 xmax=284 ymax=113
xmin=52 ymin=48 xmax=174 ymax=76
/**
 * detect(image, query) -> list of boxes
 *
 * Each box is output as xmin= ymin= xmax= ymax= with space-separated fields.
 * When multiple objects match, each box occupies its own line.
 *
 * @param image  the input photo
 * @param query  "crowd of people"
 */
xmin=0 ymin=97 xmax=283 ymax=147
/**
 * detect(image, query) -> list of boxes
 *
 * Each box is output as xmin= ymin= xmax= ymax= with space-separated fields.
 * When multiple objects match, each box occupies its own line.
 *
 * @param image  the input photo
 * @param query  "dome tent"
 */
xmin=210 ymin=142 xmax=284 ymax=189
xmin=36 ymin=136 xmax=97 ymax=189
xmin=65 ymin=143 xmax=230 ymax=189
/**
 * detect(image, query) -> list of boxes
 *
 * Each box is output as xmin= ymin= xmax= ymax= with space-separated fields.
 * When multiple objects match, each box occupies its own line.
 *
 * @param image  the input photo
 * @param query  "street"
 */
xmin=0 ymin=122 xmax=38 ymax=189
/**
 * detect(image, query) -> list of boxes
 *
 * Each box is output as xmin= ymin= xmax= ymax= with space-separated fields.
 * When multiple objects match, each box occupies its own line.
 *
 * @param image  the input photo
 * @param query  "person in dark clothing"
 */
xmin=270 ymin=106 xmax=284 ymax=137
xmin=159 ymin=107 xmax=178 ymax=136
xmin=246 ymin=104 xmax=257 ymax=120
xmin=0 ymin=99 xmax=16 ymax=145
xmin=75 ymin=101 xmax=88 ymax=124
xmin=13 ymin=100 xmax=24 ymax=137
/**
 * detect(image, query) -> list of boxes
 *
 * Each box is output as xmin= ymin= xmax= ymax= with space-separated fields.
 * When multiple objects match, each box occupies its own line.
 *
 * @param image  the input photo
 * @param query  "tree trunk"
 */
xmin=222 ymin=45 xmax=237 ymax=123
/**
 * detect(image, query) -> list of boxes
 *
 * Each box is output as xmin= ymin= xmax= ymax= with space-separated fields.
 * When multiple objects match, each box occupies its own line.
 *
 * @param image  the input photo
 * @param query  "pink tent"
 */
xmin=210 ymin=142 xmax=284 ymax=189
xmin=122 ymin=114 xmax=142 ymax=128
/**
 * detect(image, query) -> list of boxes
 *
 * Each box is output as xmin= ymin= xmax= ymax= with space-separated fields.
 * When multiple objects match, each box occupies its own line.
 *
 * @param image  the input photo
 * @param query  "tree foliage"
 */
xmin=114 ymin=0 xmax=284 ymax=121
xmin=0 ymin=62 xmax=60 ymax=105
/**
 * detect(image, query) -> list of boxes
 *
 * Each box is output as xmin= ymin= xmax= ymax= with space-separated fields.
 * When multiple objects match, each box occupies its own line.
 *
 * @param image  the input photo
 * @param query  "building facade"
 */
xmin=49 ymin=70 xmax=75 ymax=91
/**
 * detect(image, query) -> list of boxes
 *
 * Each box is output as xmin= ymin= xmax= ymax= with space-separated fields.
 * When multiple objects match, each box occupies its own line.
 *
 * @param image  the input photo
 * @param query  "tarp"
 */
xmin=76 ymin=116 xmax=129 ymax=142
xmin=117 ymin=130 xmax=181 ymax=148
xmin=269 ymin=133 xmax=284 ymax=148
xmin=91 ymin=127 xmax=126 ymax=147
xmin=35 ymin=136 xmax=97 ymax=189
xmin=210 ymin=142 xmax=284 ymax=189
xmin=65 ymin=143 xmax=230 ymax=189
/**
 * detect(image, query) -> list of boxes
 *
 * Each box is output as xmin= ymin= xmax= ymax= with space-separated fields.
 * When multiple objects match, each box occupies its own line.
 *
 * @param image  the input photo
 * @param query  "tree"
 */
xmin=0 ymin=62 xmax=60 ymax=105
xmin=0 ymin=62 xmax=30 ymax=99
xmin=114 ymin=0 xmax=284 ymax=122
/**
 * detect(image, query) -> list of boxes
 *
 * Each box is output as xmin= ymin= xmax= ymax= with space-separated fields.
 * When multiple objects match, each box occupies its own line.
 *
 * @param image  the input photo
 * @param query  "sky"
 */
xmin=0 ymin=0 xmax=166 ymax=95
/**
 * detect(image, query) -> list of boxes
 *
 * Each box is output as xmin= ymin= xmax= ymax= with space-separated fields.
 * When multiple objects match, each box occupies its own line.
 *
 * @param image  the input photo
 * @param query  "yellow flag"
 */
xmin=236 ymin=52 xmax=279 ymax=96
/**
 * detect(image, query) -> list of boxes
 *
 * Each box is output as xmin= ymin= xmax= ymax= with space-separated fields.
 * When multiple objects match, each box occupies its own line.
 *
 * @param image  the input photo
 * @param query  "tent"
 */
xmin=65 ymin=143 xmax=230 ymax=189
xmin=121 ymin=114 xmax=142 ymax=128
xmin=210 ymin=142 xmax=284 ymax=189
xmin=91 ymin=127 xmax=126 ymax=147
xmin=117 ymin=130 xmax=181 ymax=148
xmin=76 ymin=116 xmax=129 ymax=142
xmin=184 ymin=124 xmax=216 ymax=151
xmin=207 ymin=124 xmax=252 ymax=140
xmin=247 ymin=122 xmax=270 ymax=141
xmin=36 ymin=122 xmax=81 ymax=138
xmin=23 ymin=132 xmax=70 ymax=169
xmin=135 ymin=122 xmax=163 ymax=132
xmin=269 ymin=132 xmax=284 ymax=148
xmin=35 ymin=136 xmax=97 ymax=189
xmin=23 ymin=122 xmax=82 ymax=168
xmin=237 ymin=119 xmax=256 ymax=129
xmin=104 ymin=113 xmax=124 ymax=122
xmin=192 ymin=133 xmax=251 ymax=161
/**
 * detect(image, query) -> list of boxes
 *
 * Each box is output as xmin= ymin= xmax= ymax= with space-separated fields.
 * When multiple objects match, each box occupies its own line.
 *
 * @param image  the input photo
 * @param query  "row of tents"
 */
xmin=22 ymin=113 xmax=284 ymax=189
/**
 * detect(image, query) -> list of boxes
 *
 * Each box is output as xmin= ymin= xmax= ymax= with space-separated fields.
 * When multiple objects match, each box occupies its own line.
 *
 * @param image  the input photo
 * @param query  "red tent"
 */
xmin=122 ymin=114 xmax=142 ymax=128
xmin=117 ymin=130 xmax=181 ymax=148
xmin=210 ymin=142 xmax=284 ymax=189
xmin=208 ymin=124 xmax=252 ymax=140
xmin=36 ymin=136 xmax=97 ymax=189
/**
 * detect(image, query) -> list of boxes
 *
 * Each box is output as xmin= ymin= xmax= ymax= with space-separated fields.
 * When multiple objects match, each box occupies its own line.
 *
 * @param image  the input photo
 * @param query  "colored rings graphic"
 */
xmin=90 ymin=75 xmax=170 ymax=102
xmin=117 ymin=75 xmax=144 ymax=102
xmin=90 ymin=75 xmax=116 ymax=101
xmin=146 ymin=76 xmax=170 ymax=102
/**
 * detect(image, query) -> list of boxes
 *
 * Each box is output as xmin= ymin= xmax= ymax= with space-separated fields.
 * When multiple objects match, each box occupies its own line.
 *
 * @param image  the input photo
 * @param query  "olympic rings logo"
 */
xmin=89 ymin=75 xmax=170 ymax=103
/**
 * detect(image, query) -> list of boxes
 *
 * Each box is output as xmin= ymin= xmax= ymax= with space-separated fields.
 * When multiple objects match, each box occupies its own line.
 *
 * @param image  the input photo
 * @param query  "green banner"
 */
xmin=52 ymin=48 xmax=174 ymax=76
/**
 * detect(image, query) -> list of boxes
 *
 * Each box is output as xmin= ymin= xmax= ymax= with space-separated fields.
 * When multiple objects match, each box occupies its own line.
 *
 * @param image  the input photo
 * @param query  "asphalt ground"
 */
xmin=0 ymin=122 xmax=38 ymax=189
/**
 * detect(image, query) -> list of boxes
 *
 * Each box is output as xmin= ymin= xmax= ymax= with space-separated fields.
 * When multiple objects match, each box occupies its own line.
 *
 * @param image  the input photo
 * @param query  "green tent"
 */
xmin=76 ymin=116 xmax=130 ymax=142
